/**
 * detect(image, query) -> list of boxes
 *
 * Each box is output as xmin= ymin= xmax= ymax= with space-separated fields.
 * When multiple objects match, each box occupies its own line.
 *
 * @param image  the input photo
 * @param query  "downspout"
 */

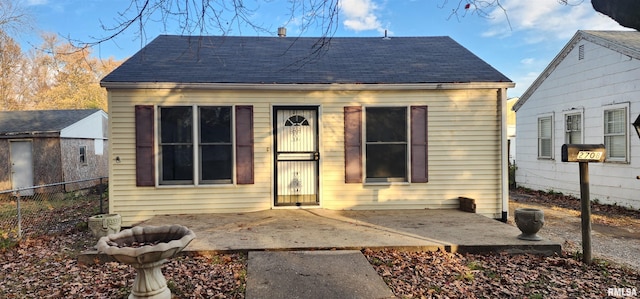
xmin=499 ymin=88 xmax=509 ymax=222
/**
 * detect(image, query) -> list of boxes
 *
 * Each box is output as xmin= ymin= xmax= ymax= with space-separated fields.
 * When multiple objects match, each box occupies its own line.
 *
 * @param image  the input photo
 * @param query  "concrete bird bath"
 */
xmin=96 ymin=225 xmax=196 ymax=299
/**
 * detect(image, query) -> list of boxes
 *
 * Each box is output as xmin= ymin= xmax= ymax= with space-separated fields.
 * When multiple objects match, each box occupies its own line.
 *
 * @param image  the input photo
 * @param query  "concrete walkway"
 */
xmin=84 ymin=209 xmax=561 ymax=299
xmin=246 ymin=250 xmax=396 ymax=299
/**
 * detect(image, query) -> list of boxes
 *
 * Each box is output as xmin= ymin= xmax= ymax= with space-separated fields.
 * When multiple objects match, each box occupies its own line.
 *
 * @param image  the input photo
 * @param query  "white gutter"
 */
xmin=499 ymin=87 xmax=509 ymax=222
xmin=100 ymin=82 xmax=515 ymax=91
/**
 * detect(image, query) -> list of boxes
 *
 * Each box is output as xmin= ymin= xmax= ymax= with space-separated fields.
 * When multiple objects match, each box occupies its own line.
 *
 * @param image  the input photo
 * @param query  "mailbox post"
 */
xmin=561 ymin=144 xmax=605 ymax=264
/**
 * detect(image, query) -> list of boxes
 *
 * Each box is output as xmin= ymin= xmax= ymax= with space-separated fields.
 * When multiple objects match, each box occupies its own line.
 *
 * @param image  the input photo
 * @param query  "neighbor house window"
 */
xmin=565 ymin=113 xmax=582 ymax=144
xmin=604 ymin=106 xmax=627 ymax=162
xmin=159 ymin=106 xmax=233 ymax=185
xmin=365 ymin=107 xmax=407 ymax=182
xmin=79 ymin=146 xmax=87 ymax=165
xmin=538 ymin=115 xmax=553 ymax=159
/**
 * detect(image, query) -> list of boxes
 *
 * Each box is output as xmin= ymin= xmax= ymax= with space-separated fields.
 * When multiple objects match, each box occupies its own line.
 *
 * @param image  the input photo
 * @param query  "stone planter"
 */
xmin=514 ymin=208 xmax=545 ymax=241
xmin=88 ymin=214 xmax=121 ymax=238
xmin=96 ymin=225 xmax=196 ymax=299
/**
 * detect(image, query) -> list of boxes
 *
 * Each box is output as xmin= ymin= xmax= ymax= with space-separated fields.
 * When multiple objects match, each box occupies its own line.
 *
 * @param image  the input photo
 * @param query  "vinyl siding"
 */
xmin=515 ymin=38 xmax=640 ymax=209
xmin=109 ymin=88 xmax=503 ymax=226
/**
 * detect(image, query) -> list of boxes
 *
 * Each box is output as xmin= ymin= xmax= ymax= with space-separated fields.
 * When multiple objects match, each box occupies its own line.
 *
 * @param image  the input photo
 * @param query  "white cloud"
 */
xmin=520 ymin=58 xmax=535 ymax=65
xmin=340 ymin=0 xmax=384 ymax=33
xmin=482 ymin=0 xmax=629 ymax=43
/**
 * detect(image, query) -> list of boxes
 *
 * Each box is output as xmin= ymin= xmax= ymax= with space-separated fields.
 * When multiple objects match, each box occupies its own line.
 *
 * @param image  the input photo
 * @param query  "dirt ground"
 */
xmin=509 ymin=189 xmax=640 ymax=270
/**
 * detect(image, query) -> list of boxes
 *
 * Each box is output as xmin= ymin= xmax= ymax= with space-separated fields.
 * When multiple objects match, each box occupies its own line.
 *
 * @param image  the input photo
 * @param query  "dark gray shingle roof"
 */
xmin=0 ymin=109 xmax=100 ymax=135
xmin=101 ymin=35 xmax=511 ymax=85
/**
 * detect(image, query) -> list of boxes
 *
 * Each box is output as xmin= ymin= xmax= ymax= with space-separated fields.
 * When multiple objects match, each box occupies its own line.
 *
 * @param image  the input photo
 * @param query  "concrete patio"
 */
xmin=138 ymin=208 xmax=561 ymax=255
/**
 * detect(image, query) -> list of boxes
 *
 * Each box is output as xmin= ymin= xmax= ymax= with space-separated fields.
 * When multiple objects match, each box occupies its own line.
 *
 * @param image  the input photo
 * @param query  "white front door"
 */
xmin=274 ymin=107 xmax=319 ymax=206
xmin=10 ymin=141 xmax=35 ymax=196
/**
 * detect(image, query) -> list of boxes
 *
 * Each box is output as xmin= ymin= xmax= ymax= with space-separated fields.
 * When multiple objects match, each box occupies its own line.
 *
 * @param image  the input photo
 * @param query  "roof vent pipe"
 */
xmin=278 ymin=27 xmax=287 ymax=37
xmin=382 ymin=29 xmax=390 ymax=40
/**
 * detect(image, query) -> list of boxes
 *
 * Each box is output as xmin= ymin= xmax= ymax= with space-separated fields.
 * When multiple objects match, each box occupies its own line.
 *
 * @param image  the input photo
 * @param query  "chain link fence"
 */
xmin=0 ymin=177 xmax=108 ymax=246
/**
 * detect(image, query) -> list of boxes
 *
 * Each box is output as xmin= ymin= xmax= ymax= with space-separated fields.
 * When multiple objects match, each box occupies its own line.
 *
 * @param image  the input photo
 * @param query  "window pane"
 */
xmin=366 ymin=144 xmax=407 ymax=179
xmin=538 ymin=117 xmax=551 ymax=138
xmin=160 ymin=107 xmax=192 ymax=143
xmin=604 ymin=108 xmax=627 ymax=160
xmin=567 ymin=131 xmax=581 ymax=144
xmin=606 ymin=135 xmax=626 ymax=158
xmin=539 ymin=139 xmax=551 ymax=157
xmin=366 ymin=107 xmax=407 ymax=142
xmin=200 ymin=107 xmax=232 ymax=143
xmin=161 ymin=145 xmax=193 ymax=181
xmin=201 ymin=145 xmax=232 ymax=181
xmin=605 ymin=109 xmax=625 ymax=134
xmin=538 ymin=116 xmax=552 ymax=158
xmin=565 ymin=114 xmax=581 ymax=144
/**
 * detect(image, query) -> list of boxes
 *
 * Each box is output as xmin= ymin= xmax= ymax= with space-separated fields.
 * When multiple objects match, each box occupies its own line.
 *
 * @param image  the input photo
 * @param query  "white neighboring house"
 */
xmin=513 ymin=30 xmax=640 ymax=210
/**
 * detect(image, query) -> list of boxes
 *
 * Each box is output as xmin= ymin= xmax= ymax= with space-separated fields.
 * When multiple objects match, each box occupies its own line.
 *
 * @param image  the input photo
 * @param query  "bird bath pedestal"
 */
xmin=96 ymin=225 xmax=196 ymax=299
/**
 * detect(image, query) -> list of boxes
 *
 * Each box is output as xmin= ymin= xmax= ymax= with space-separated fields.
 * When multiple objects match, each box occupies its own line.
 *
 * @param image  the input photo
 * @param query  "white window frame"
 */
xmin=157 ymin=105 xmax=236 ymax=186
xmin=79 ymin=145 xmax=87 ymax=165
xmin=537 ymin=114 xmax=554 ymax=159
xmin=603 ymin=103 xmax=629 ymax=163
xmin=564 ymin=111 xmax=583 ymax=144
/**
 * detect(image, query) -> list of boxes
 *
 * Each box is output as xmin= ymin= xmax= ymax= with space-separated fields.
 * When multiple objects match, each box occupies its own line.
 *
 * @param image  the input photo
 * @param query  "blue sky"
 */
xmin=18 ymin=0 xmax=630 ymax=97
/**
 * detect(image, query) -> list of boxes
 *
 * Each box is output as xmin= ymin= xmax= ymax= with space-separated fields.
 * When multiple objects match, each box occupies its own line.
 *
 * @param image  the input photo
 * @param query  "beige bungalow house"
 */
xmin=101 ymin=34 xmax=514 ymax=226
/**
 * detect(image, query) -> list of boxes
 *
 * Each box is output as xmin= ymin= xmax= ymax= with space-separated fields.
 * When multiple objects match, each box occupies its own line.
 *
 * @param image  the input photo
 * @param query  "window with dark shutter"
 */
xmin=345 ymin=105 xmax=428 ymax=184
xmin=365 ymin=107 xmax=408 ymax=182
xmin=344 ymin=106 xmax=363 ymax=183
xmin=236 ymin=106 xmax=254 ymax=184
xmin=135 ymin=105 xmax=155 ymax=186
xmin=411 ymin=106 xmax=428 ymax=183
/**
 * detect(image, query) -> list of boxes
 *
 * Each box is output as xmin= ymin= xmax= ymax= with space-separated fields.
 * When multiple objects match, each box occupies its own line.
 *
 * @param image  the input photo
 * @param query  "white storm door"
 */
xmin=10 ymin=141 xmax=35 ymax=196
xmin=274 ymin=107 xmax=319 ymax=206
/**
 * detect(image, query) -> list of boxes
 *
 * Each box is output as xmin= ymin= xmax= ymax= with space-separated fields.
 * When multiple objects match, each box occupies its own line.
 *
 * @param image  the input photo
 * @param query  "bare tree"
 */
xmin=0 ymin=0 xmax=32 ymax=36
xmin=80 ymin=0 xmax=340 ymax=49
xmin=80 ymin=0 xmax=639 ymax=51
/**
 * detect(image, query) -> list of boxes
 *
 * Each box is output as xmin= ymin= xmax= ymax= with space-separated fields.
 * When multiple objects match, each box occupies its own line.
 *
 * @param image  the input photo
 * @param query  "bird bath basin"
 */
xmin=96 ymin=225 xmax=196 ymax=299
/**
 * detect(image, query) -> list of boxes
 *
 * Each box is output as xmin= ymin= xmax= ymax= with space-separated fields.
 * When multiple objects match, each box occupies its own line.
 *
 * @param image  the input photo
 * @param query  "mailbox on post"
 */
xmin=561 ymin=143 xmax=605 ymax=264
xmin=561 ymin=144 xmax=606 ymax=163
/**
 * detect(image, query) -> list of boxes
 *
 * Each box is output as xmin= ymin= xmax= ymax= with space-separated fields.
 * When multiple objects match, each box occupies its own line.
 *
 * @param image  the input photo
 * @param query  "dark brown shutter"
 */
xmin=236 ymin=106 xmax=254 ymax=184
xmin=411 ymin=106 xmax=428 ymax=183
xmin=344 ymin=106 xmax=363 ymax=183
xmin=135 ymin=105 xmax=155 ymax=186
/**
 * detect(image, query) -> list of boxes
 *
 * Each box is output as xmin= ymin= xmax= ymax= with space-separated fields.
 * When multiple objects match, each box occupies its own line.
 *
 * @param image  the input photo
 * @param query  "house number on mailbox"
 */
xmin=576 ymin=151 xmax=602 ymax=161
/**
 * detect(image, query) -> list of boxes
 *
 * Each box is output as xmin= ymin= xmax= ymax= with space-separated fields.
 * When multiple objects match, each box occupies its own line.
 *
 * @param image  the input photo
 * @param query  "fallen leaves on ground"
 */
xmin=3 ymin=228 xmax=638 ymax=298
xmin=512 ymin=187 xmax=640 ymax=220
xmin=364 ymin=248 xmax=640 ymax=299
xmin=2 ymin=188 xmax=639 ymax=298
xmin=0 ymin=229 xmax=246 ymax=299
